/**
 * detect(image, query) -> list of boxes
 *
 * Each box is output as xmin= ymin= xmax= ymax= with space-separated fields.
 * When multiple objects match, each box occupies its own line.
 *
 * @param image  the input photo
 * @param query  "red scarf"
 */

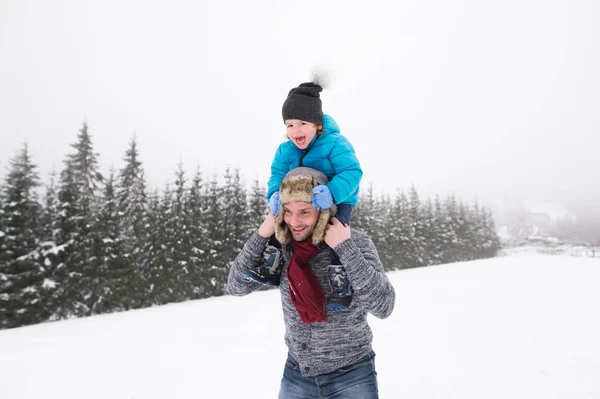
xmin=287 ymin=238 xmax=328 ymax=324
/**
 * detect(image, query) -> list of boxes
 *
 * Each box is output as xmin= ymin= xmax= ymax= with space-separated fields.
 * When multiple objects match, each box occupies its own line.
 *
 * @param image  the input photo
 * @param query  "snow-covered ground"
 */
xmin=1 ymin=253 xmax=599 ymax=399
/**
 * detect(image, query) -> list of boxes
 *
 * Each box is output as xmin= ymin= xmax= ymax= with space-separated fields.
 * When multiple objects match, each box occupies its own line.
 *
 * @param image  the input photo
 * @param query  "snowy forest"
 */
xmin=0 ymin=123 xmax=500 ymax=330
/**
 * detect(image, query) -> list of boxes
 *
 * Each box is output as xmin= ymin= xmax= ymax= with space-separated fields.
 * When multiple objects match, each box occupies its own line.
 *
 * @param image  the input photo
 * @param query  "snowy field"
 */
xmin=1 ymin=253 xmax=600 ymax=399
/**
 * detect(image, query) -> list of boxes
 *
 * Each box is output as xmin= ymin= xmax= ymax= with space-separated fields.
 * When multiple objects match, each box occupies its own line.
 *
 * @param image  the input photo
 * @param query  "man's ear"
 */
xmin=275 ymin=207 xmax=292 ymax=245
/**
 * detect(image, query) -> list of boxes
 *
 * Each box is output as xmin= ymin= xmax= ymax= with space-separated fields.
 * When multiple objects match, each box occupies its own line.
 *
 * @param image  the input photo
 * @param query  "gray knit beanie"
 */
xmin=281 ymin=67 xmax=331 ymax=125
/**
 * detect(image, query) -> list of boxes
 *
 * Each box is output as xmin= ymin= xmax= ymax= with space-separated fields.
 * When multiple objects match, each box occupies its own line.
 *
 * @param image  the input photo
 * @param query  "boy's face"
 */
xmin=285 ymin=119 xmax=321 ymax=150
xmin=283 ymin=201 xmax=320 ymax=242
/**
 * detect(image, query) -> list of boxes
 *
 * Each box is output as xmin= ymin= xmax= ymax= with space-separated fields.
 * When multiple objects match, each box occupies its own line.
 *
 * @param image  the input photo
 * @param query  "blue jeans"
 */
xmin=278 ymin=352 xmax=379 ymax=399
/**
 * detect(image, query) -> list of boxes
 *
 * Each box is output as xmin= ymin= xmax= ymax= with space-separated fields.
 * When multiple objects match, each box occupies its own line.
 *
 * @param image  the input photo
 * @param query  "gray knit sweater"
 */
xmin=227 ymin=229 xmax=396 ymax=377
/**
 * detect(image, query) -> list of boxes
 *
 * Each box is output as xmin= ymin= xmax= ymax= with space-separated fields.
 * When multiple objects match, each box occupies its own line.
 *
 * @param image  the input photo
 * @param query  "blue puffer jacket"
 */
xmin=267 ymin=115 xmax=362 ymax=206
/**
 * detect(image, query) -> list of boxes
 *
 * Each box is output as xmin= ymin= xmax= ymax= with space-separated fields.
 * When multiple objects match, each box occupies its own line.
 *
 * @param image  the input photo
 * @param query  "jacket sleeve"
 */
xmin=267 ymin=143 xmax=289 ymax=200
xmin=333 ymin=231 xmax=395 ymax=319
xmin=227 ymin=232 xmax=270 ymax=296
xmin=327 ymin=135 xmax=363 ymax=205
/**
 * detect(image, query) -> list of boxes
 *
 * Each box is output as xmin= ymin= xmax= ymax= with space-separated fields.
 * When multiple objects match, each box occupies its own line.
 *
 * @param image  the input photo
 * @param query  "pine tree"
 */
xmin=0 ymin=185 xmax=6 ymax=319
xmin=36 ymin=170 xmax=61 ymax=319
xmin=168 ymin=163 xmax=193 ymax=301
xmin=480 ymin=207 xmax=501 ymax=258
xmin=221 ymin=168 xmax=249 ymax=262
xmin=202 ymin=176 xmax=227 ymax=297
xmin=456 ymin=201 xmax=474 ymax=260
xmin=51 ymin=161 xmax=85 ymax=317
xmin=0 ymin=144 xmax=47 ymax=329
xmin=468 ymin=201 xmax=485 ymax=258
xmin=68 ymin=122 xmax=104 ymax=216
xmin=354 ymin=184 xmax=387 ymax=253
xmin=406 ymin=185 xmax=427 ymax=268
xmin=144 ymin=179 xmax=192 ymax=305
xmin=145 ymin=184 xmax=178 ymax=305
xmin=91 ymin=170 xmax=144 ymax=314
xmin=50 ymin=123 xmax=104 ymax=318
xmin=248 ymin=178 xmax=267 ymax=235
xmin=420 ymin=199 xmax=438 ymax=266
xmin=432 ymin=195 xmax=451 ymax=264
xmin=117 ymin=135 xmax=147 ymax=268
xmin=352 ymin=186 xmax=372 ymax=234
xmin=441 ymin=195 xmax=461 ymax=263
xmin=386 ymin=190 xmax=411 ymax=270
xmin=40 ymin=170 xmax=59 ymax=243
xmin=140 ymin=188 xmax=161 ymax=305
xmin=185 ymin=167 xmax=209 ymax=299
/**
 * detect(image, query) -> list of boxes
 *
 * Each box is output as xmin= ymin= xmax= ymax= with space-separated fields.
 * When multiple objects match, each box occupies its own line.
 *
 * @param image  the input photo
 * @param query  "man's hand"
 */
xmin=324 ymin=217 xmax=351 ymax=249
xmin=258 ymin=212 xmax=276 ymax=238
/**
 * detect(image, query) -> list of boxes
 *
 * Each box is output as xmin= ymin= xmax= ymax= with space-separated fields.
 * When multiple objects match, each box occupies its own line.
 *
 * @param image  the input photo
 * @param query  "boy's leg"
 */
xmin=268 ymin=234 xmax=282 ymax=249
xmin=335 ymin=204 xmax=353 ymax=225
xmin=327 ymin=204 xmax=354 ymax=309
xmin=327 ymin=264 xmax=353 ymax=309
xmin=244 ymin=234 xmax=283 ymax=286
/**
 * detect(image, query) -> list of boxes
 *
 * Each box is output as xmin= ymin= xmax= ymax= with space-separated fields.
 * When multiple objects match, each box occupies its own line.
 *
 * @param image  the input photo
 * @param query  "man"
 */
xmin=227 ymin=167 xmax=395 ymax=399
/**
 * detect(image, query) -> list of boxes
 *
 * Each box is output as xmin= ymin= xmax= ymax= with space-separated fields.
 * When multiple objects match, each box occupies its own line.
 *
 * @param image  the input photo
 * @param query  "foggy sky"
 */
xmin=1 ymin=0 xmax=598 ymax=217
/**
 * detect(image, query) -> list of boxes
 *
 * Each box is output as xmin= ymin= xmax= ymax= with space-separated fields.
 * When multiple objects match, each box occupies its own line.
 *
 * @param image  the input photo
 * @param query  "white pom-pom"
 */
xmin=310 ymin=64 xmax=332 ymax=89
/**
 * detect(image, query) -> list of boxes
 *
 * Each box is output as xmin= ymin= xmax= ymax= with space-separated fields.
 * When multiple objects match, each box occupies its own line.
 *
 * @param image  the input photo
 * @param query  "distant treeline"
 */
xmin=0 ymin=123 xmax=500 ymax=330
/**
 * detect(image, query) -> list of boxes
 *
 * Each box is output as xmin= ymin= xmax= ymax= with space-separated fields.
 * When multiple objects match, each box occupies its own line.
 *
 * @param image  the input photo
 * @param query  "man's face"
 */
xmin=283 ymin=201 xmax=320 ymax=242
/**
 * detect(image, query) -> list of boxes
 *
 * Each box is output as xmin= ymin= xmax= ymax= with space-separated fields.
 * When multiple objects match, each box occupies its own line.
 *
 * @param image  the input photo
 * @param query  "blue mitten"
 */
xmin=311 ymin=185 xmax=333 ymax=211
xmin=269 ymin=191 xmax=281 ymax=214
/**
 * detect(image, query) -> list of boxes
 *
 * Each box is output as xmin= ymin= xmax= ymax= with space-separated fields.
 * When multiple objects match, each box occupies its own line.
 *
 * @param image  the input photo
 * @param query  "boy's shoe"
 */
xmin=244 ymin=245 xmax=283 ymax=286
xmin=327 ymin=265 xmax=353 ymax=310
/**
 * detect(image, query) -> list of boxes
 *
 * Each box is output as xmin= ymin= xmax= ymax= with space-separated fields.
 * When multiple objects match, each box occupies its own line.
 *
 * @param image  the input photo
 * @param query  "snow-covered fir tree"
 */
xmin=0 ymin=144 xmax=47 ymax=329
xmin=419 ymin=199 xmax=438 ymax=266
xmin=427 ymin=195 xmax=448 ymax=265
xmin=405 ymin=185 xmax=427 ymax=268
xmin=40 ymin=170 xmax=59 ymax=244
xmin=221 ymin=168 xmax=249 ymax=260
xmin=354 ymin=184 xmax=388 ymax=259
xmin=0 ymin=182 xmax=5 ymax=291
xmin=202 ymin=175 xmax=228 ymax=297
xmin=67 ymin=122 xmax=104 ymax=215
xmin=49 ymin=124 xmax=104 ymax=318
xmin=385 ymin=190 xmax=411 ymax=270
xmin=456 ymin=200 xmax=475 ymax=261
xmin=247 ymin=178 xmax=267 ymax=235
xmin=145 ymin=183 xmax=184 ymax=305
xmin=140 ymin=188 xmax=161 ymax=305
xmin=468 ymin=201 xmax=485 ymax=259
xmin=91 ymin=170 xmax=144 ymax=313
xmin=117 ymin=135 xmax=147 ymax=268
xmin=440 ymin=195 xmax=462 ymax=264
xmin=185 ymin=167 xmax=209 ymax=299
xmin=479 ymin=207 xmax=501 ymax=258
xmin=167 ymin=163 xmax=194 ymax=301
xmin=51 ymin=161 xmax=87 ymax=317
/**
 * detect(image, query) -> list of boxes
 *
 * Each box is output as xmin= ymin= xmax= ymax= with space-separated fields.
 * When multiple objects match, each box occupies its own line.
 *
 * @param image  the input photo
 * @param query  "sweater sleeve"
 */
xmin=333 ymin=231 xmax=395 ymax=319
xmin=327 ymin=135 xmax=363 ymax=205
xmin=267 ymin=144 xmax=289 ymax=200
xmin=226 ymin=232 xmax=270 ymax=296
